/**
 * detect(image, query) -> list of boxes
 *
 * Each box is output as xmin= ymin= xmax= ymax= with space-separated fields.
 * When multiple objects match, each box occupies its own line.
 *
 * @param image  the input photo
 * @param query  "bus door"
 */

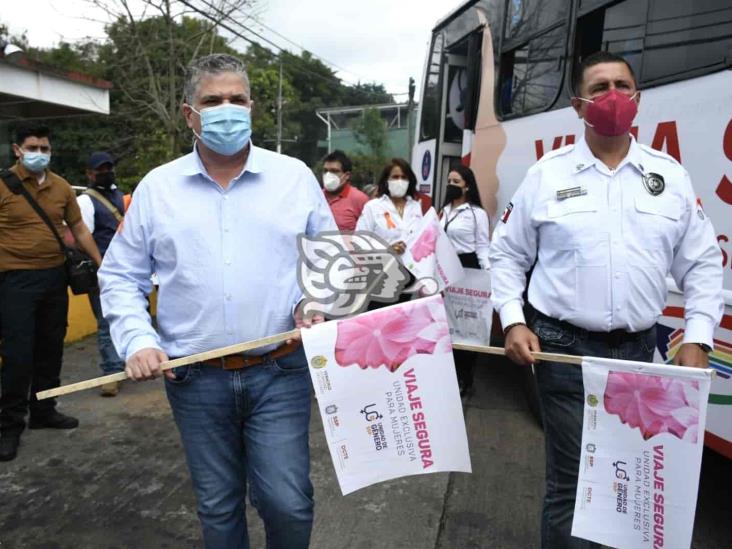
xmin=435 ymin=53 xmax=468 ymax=208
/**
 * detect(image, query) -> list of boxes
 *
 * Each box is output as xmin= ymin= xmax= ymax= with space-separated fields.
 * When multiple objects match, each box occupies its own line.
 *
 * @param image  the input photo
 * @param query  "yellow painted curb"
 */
xmin=65 ymin=289 xmax=158 ymax=343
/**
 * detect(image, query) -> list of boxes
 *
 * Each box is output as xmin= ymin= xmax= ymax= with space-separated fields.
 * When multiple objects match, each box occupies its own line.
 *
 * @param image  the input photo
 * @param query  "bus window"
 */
xmin=574 ymin=0 xmax=648 ymax=87
xmin=643 ymin=0 xmax=732 ymax=84
xmin=574 ymin=0 xmax=732 ymax=89
xmin=505 ymin=0 xmax=570 ymax=42
xmin=444 ymin=63 xmax=467 ymax=144
xmin=419 ymin=33 xmax=444 ymax=142
xmin=499 ymin=25 xmax=566 ymax=117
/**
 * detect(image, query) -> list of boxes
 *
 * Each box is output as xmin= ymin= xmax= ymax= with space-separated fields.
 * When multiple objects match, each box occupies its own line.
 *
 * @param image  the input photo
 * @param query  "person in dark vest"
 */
xmin=77 ymin=151 xmax=125 ymax=396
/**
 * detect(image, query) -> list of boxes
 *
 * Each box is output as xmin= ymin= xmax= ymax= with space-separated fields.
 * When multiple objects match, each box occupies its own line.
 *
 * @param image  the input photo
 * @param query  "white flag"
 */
xmin=443 ymin=268 xmax=493 ymax=346
xmin=572 ymin=357 xmax=712 ymax=548
xmin=401 ymin=209 xmax=464 ymax=292
xmin=301 ymin=295 xmax=471 ymax=495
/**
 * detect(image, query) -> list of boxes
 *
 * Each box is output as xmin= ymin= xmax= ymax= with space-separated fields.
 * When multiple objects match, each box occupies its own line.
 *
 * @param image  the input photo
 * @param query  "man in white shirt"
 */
xmin=489 ymin=51 xmax=722 ymax=548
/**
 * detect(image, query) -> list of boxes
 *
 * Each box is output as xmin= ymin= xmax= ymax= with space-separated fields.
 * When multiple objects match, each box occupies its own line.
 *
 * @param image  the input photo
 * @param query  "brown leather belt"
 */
xmin=201 ymin=340 xmax=301 ymax=370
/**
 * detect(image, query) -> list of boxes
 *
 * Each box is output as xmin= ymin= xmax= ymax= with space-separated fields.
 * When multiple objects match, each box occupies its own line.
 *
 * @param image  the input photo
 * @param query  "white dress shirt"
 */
xmin=440 ymin=202 xmax=491 ymax=269
xmin=98 ymin=144 xmax=336 ymax=360
xmin=489 ymin=136 xmax=723 ymax=348
xmin=356 ymin=195 xmax=424 ymax=245
xmin=77 ymin=193 xmax=95 ymax=233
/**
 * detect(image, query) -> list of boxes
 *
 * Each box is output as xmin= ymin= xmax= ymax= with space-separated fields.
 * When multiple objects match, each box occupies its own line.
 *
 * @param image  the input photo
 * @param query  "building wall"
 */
xmin=327 ymin=126 xmax=411 ymax=159
xmin=318 ymin=110 xmax=418 ymax=160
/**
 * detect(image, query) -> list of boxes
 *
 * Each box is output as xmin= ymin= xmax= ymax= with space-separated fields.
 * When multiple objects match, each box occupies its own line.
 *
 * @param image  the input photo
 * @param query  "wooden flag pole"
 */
xmin=35 ymin=329 xmax=299 ymax=400
xmin=36 ymin=328 xmax=584 ymax=401
xmin=452 ymin=342 xmax=583 ymax=365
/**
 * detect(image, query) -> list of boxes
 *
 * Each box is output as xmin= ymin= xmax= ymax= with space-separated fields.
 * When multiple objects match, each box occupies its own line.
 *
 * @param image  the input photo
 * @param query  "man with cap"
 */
xmin=77 ymin=151 xmax=126 ymax=396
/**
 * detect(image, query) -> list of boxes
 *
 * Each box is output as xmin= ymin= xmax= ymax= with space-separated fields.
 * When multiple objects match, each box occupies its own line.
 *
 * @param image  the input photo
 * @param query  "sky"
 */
xmin=2 ymin=0 xmax=467 ymax=98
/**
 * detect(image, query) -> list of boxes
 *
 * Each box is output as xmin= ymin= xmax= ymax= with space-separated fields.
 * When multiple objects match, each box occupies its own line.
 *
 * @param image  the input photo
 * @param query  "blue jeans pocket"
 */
xmin=166 ymin=365 xmax=197 ymax=385
xmin=271 ymin=350 xmax=308 ymax=374
xmin=638 ymin=326 xmax=657 ymax=357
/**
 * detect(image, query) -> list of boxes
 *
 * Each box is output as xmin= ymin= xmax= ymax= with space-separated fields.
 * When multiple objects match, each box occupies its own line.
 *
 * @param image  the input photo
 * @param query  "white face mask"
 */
xmin=388 ymin=178 xmax=409 ymax=198
xmin=322 ymin=172 xmax=342 ymax=192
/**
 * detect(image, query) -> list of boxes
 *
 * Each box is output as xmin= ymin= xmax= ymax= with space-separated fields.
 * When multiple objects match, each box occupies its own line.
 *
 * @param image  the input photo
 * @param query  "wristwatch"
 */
xmin=695 ymin=343 xmax=712 ymax=353
xmin=503 ymin=322 xmax=526 ymax=335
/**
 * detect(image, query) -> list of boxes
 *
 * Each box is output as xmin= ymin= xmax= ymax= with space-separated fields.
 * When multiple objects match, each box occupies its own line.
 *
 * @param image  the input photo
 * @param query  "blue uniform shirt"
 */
xmin=99 ymin=144 xmax=336 ymax=360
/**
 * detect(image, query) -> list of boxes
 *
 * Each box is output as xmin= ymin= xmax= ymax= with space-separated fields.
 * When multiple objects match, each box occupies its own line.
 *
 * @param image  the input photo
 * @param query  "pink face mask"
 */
xmin=578 ymin=89 xmax=638 ymax=137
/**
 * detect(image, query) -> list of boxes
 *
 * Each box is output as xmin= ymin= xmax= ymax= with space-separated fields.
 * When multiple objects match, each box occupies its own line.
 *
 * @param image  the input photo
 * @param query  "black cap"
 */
xmin=88 ymin=151 xmax=115 ymax=169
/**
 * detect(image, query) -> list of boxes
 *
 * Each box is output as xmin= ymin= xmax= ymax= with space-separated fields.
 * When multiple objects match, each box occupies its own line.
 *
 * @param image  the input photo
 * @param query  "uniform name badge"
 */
xmin=556 ymin=186 xmax=587 ymax=201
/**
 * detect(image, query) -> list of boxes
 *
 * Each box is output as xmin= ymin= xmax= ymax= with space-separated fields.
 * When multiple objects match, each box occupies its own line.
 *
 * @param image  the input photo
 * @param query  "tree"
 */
xmin=1 ymin=0 xmax=396 ymax=186
xmin=342 ymin=82 xmax=392 ymax=106
xmin=276 ymin=50 xmax=346 ymax=166
xmin=353 ymin=107 xmax=388 ymax=160
xmin=347 ymin=107 xmax=391 ymax=187
xmin=91 ymin=0 xmax=255 ymax=158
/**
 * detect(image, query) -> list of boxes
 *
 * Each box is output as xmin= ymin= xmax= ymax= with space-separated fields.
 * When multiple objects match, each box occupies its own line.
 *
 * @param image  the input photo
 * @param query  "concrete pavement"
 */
xmin=0 ymin=337 xmax=729 ymax=548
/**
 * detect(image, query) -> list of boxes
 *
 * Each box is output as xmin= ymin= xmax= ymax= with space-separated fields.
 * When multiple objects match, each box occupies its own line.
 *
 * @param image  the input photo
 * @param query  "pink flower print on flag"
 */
xmin=334 ymin=297 xmax=451 ymax=371
xmin=411 ymin=223 xmax=438 ymax=261
xmin=603 ymin=371 xmax=700 ymax=442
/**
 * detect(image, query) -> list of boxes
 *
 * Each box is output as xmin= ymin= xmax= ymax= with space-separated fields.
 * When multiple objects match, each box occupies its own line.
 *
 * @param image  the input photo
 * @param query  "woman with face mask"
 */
xmin=439 ymin=165 xmax=491 ymax=270
xmin=356 ymin=158 xmax=425 ymax=308
xmin=439 ymin=164 xmax=491 ymax=397
xmin=356 ymin=158 xmax=424 ymax=256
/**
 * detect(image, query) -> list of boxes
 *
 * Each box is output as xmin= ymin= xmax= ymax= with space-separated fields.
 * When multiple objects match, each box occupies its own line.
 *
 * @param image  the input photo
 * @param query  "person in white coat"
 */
xmin=356 ymin=158 xmax=425 ymax=308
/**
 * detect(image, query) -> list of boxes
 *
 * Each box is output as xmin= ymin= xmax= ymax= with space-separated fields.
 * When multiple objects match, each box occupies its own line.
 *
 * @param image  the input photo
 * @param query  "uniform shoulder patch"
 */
xmin=696 ymin=197 xmax=706 ymax=220
xmin=501 ymin=202 xmax=514 ymax=223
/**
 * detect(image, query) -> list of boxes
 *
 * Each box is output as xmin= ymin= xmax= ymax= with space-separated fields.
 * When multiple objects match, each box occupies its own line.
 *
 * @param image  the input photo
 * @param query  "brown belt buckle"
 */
xmin=221 ymin=353 xmax=264 ymax=370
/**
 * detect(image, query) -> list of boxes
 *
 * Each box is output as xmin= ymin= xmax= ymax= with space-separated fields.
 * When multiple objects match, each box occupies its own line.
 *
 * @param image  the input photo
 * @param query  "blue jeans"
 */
xmin=88 ymin=290 xmax=124 ymax=374
xmin=529 ymin=311 xmax=655 ymax=549
xmin=165 ymin=347 xmax=314 ymax=549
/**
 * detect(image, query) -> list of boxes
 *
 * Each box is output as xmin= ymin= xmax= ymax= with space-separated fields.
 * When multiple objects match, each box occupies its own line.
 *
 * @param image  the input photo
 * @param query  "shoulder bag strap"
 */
xmin=85 ymin=188 xmax=124 ymax=223
xmin=443 ymin=206 xmax=465 ymax=233
xmin=0 ymin=169 xmax=68 ymax=256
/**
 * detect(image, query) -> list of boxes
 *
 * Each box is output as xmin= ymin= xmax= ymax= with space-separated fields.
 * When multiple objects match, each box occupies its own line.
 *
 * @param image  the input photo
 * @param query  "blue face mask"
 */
xmin=191 ymin=104 xmax=252 ymax=156
xmin=21 ymin=150 xmax=51 ymax=172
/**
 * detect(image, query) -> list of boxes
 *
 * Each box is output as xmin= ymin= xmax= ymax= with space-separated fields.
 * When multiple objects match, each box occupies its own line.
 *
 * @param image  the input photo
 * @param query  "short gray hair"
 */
xmin=184 ymin=54 xmax=251 ymax=103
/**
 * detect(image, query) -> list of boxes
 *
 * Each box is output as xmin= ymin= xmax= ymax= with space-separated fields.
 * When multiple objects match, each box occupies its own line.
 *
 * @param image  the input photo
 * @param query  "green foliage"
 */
xmin=342 ymin=82 xmax=392 ymax=106
xmin=349 ymin=152 xmax=386 ymax=188
xmin=348 ymin=107 xmax=390 ymax=186
xmin=353 ymin=107 xmax=388 ymax=160
xmin=28 ymin=41 xmax=105 ymax=79
xmin=0 ymin=23 xmax=29 ymax=49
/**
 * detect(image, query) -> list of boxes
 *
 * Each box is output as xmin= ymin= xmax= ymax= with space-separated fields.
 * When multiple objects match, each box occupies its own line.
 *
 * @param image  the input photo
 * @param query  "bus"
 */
xmin=411 ymin=0 xmax=732 ymax=458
